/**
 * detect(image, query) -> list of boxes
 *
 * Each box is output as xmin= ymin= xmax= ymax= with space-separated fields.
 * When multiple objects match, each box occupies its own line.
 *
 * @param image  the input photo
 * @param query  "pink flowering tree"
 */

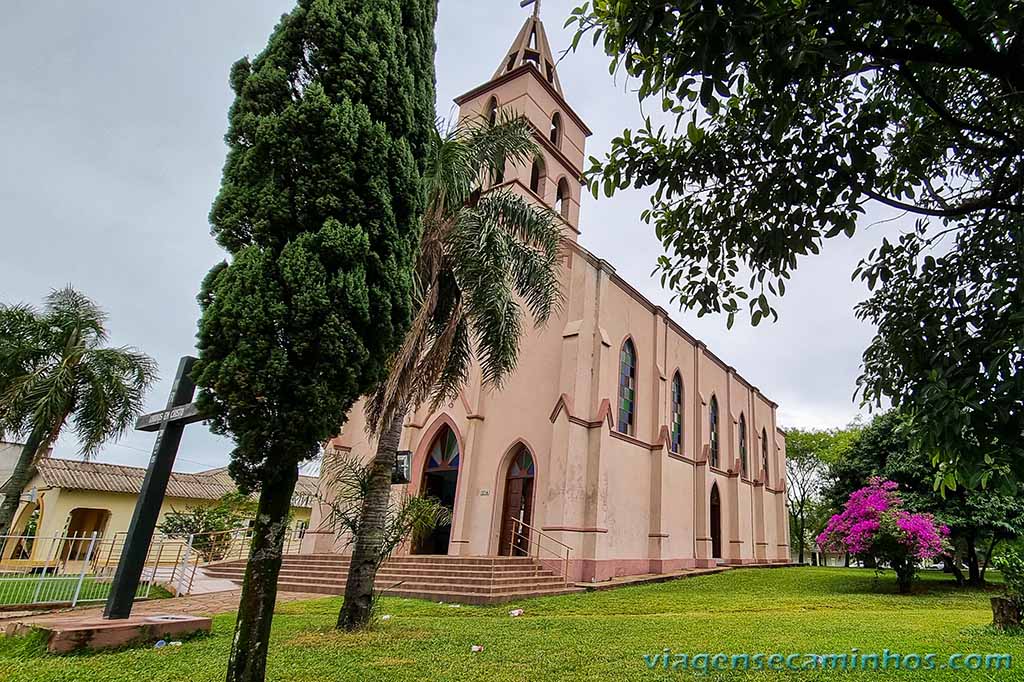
xmin=817 ymin=478 xmax=949 ymax=593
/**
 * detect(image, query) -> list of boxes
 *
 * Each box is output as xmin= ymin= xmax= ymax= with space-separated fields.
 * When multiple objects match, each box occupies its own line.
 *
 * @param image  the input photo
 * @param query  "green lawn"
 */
xmin=0 ymin=576 xmax=171 ymax=607
xmin=1 ymin=567 xmax=1020 ymax=681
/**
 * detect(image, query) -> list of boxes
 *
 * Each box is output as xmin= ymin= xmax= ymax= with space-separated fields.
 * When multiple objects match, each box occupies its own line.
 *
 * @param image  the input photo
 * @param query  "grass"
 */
xmin=0 ymin=567 xmax=1020 ymax=681
xmin=0 ymin=575 xmax=172 ymax=608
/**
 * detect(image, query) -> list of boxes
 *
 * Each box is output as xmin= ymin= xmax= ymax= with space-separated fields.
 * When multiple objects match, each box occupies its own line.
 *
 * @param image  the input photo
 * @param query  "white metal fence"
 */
xmin=0 ymin=526 xmax=306 ymax=608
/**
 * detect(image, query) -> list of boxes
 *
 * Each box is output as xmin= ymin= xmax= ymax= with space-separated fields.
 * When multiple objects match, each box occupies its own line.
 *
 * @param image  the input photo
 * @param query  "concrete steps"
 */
xmin=201 ymin=554 xmax=583 ymax=605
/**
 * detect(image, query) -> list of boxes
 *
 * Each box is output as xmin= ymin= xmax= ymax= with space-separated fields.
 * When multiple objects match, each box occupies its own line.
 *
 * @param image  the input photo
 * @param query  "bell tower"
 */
xmin=453 ymin=5 xmax=592 ymax=239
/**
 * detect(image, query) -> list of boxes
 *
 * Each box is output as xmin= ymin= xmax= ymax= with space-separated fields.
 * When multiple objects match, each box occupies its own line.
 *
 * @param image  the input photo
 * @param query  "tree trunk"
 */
xmin=224 ymin=464 xmax=299 ymax=682
xmin=981 ymin=538 xmax=998 ymax=583
xmin=893 ymin=558 xmax=915 ymax=594
xmin=337 ymin=406 xmax=406 ymax=631
xmin=966 ymin=536 xmax=982 ymax=586
xmin=992 ymin=597 xmax=1021 ymax=630
xmin=844 ymin=553 xmax=850 ymax=568
xmin=945 ymin=555 xmax=966 ymax=586
xmin=797 ymin=515 xmax=805 ymax=564
xmin=0 ymin=428 xmax=46 ymax=536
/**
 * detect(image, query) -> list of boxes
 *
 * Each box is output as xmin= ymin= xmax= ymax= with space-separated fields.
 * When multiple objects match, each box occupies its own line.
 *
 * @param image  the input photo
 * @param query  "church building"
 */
xmin=303 ymin=11 xmax=791 ymax=583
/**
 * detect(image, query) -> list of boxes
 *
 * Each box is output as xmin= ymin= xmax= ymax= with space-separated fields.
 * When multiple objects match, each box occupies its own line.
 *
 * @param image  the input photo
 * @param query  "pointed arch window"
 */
xmin=486 ymin=97 xmax=498 ymax=127
xmin=670 ymin=372 xmax=683 ymax=454
xmin=709 ymin=396 xmax=720 ymax=467
xmin=617 ymin=339 xmax=637 ymax=435
xmin=739 ymin=413 xmax=748 ymax=477
xmin=426 ymin=426 xmax=460 ymax=472
xmin=550 ymin=112 xmax=563 ymax=147
xmin=529 ymin=158 xmax=546 ymax=196
xmin=761 ymin=428 xmax=770 ymax=482
xmin=555 ymin=179 xmax=570 ymax=219
xmin=507 ymin=447 xmax=535 ymax=479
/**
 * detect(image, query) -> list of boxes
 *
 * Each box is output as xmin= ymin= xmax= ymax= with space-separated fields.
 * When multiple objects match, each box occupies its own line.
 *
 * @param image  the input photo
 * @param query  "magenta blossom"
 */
xmin=816 ymin=478 xmax=949 ymax=593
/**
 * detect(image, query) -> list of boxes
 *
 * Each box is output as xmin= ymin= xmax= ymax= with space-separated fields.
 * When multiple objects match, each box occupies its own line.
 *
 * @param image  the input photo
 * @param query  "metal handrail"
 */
xmin=507 ymin=517 xmax=573 ymax=583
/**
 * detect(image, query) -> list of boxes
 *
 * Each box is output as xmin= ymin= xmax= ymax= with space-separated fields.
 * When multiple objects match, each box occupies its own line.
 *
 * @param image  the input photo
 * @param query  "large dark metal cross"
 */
xmin=103 ymin=356 xmax=206 ymax=620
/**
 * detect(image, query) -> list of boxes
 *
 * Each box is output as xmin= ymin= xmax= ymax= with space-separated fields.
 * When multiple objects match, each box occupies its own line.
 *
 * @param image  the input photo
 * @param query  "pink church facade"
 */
xmin=304 ymin=15 xmax=790 ymax=582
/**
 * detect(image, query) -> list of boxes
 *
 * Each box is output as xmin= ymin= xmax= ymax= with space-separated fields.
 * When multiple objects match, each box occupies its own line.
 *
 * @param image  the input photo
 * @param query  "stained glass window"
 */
xmin=709 ymin=396 xmax=720 ymax=467
xmin=670 ymin=373 xmax=683 ymax=453
xmin=618 ymin=340 xmax=637 ymax=435
xmin=425 ymin=426 xmax=459 ymax=472
xmin=762 ymin=428 xmax=770 ymax=482
xmin=508 ymin=447 xmax=535 ymax=479
xmin=739 ymin=413 xmax=748 ymax=477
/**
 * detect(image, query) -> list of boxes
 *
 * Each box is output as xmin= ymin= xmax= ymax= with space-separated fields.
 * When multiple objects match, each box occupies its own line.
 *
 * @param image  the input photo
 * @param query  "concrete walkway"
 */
xmin=575 ymin=566 xmax=731 ymax=591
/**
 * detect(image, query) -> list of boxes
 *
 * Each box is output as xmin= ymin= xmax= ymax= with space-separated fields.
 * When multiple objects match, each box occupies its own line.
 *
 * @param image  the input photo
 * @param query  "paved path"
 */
xmin=575 ymin=566 xmax=731 ymax=591
xmin=2 ymin=589 xmax=325 ymax=628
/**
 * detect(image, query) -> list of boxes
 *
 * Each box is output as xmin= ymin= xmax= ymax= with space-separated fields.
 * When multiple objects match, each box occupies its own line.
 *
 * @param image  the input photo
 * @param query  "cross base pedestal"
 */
xmin=4 ymin=613 xmax=211 ymax=654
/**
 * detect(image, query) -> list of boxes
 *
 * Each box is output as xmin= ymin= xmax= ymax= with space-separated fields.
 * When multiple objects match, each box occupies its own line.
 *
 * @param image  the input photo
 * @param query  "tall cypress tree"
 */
xmin=194 ymin=2 xmax=436 ymax=680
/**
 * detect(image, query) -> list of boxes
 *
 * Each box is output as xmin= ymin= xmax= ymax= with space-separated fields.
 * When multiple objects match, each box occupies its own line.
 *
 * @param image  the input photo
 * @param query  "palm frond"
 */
xmin=73 ymin=347 xmax=158 ymax=458
xmin=366 ymin=112 xmax=563 ymax=434
xmin=44 ymin=286 xmax=109 ymax=347
xmin=473 ymin=190 xmax=563 ymax=324
xmin=0 ymin=287 xmax=157 ymax=457
xmin=457 ymin=112 xmax=540 ymax=183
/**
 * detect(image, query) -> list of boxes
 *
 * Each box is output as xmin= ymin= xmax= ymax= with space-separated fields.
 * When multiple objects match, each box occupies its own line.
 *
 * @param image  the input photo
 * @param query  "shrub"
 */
xmin=818 ymin=478 xmax=949 ymax=593
xmin=995 ymin=548 xmax=1024 ymax=605
xmin=158 ymin=492 xmax=257 ymax=562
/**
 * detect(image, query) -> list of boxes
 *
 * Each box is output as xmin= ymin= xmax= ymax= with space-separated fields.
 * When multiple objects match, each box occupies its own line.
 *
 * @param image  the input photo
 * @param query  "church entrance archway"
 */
xmin=498 ymin=446 xmax=536 ymax=556
xmin=710 ymin=484 xmax=722 ymax=560
xmin=414 ymin=425 xmax=460 ymax=555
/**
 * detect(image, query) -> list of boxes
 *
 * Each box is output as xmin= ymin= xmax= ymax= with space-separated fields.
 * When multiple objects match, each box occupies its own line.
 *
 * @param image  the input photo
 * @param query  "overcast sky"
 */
xmin=0 ymin=0 xmax=897 ymax=474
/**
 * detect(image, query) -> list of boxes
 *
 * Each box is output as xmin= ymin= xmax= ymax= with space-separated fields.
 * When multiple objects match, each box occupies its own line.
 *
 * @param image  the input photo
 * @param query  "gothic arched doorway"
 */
xmin=498 ymin=446 xmax=536 ymax=556
xmin=414 ymin=425 xmax=460 ymax=555
xmin=709 ymin=484 xmax=722 ymax=560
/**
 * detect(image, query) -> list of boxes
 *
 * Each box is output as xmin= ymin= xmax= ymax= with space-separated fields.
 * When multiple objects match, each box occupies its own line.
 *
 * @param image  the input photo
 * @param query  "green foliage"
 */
xmin=193 ymin=0 xmax=437 ymax=490
xmin=994 ymin=548 xmax=1024 ymax=605
xmin=194 ymin=2 xmax=436 ymax=675
xmin=823 ymin=411 xmax=1024 ymax=583
xmin=367 ymin=114 xmax=563 ymax=433
xmin=318 ymin=453 xmax=450 ymax=563
xmin=567 ymin=0 xmax=1024 ymax=489
xmin=784 ymin=426 xmax=858 ymax=561
xmin=158 ymin=492 xmax=259 ymax=562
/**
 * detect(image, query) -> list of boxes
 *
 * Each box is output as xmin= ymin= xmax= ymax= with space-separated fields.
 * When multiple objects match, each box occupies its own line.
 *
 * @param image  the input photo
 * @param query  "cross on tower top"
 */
xmin=496 ymin=2 xmax=562 ymax=95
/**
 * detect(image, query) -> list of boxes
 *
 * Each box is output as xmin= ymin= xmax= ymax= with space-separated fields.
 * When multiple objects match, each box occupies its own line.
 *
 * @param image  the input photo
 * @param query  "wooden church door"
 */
xmin=498 ymin=447 xmax=536 ymax=556
xmin=710 ymin=484 xmax=722 ymax=559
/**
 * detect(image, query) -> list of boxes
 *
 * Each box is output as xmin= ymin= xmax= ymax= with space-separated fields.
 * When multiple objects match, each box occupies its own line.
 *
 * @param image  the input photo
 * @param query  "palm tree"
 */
xmin=337 ymin=114 xmax=564 ymax=629
xmin=0 ymin=288 xmax=158 ymax=535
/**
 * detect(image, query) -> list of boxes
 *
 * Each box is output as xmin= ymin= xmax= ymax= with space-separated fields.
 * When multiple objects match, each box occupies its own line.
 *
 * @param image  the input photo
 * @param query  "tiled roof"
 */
xmin=33 ymin=458 xmax=319 ymax=509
